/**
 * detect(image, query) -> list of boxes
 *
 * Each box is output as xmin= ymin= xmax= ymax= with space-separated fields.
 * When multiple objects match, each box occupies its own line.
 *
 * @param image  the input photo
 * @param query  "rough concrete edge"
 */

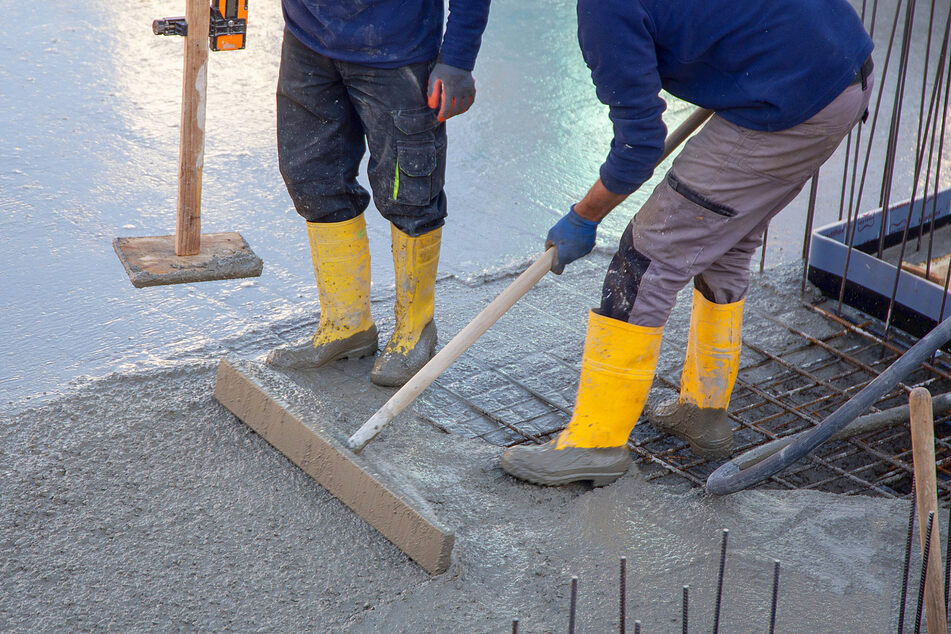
xmin=126 ymin=259 xmax=263 ymax=288
xmin=112 ymin=235 xmax=264 ymax=288
xmin=212 ymin=357 xmax=454 ymax=575
xmin=112 ymin=237 xmax=149 ymax=287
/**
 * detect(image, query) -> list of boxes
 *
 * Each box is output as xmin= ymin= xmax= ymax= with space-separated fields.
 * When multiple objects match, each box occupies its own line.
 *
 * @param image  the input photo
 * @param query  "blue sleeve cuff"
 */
xmin=437 ymin=50 xmax=477 ymax=72
xmin=599 ymin=164 xmax=643 ymax=196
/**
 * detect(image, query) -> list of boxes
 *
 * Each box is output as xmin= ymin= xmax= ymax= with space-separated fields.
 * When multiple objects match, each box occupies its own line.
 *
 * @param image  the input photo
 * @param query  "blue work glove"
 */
xmin=545 ymin=206 xmax=599 ymax=274
xmin=427 ymin=61 xmax=476 ymax=122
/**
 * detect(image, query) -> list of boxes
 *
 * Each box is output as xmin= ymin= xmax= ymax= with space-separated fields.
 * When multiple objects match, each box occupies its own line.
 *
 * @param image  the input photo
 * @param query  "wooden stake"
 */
xmin=176 ymin=0 xmax=210 ymax=256
xmin=114 ymin=3 xmax=263 ymax=287
xmin=911 ymin=386 xmax=948 ymax=634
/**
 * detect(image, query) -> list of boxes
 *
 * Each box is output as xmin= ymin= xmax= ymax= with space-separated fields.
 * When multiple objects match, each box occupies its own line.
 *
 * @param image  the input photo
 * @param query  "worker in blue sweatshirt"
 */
xmin=268 ymin=1 xmax=492 ymax=387
xmin=503 ymin=0 xmax=874 ymax=485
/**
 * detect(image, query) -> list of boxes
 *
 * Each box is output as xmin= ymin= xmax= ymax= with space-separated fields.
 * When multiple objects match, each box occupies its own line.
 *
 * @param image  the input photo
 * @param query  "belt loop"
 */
xmin=860 ymin=56 xmax=872 ymax=123
xmin=861 ymin=56 xmax=873 ymax=91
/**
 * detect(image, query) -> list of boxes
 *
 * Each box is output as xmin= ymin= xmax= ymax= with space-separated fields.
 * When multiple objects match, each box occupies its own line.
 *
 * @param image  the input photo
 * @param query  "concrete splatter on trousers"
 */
xmin=601 ymin=78 xmax=874 ymax=325
xmin=277 ymin=29 xmax=447 ymax=238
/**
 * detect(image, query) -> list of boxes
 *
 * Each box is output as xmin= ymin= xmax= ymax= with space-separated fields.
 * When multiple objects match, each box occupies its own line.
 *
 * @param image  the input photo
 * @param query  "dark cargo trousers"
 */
xmin=276 ymin=29 xmax=447 ymax=237
xmin=601 ymin=78 xmax=874 ymax=327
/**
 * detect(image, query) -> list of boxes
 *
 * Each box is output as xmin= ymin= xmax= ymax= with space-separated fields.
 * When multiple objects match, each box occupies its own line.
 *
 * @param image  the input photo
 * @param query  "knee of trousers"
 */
xmin=600 ymin=224 xmax=689 ymax=327
xmin=276 ymin=109 xmax=372 ymax=223
xmin=694 ymin=264 xmax=752 ymax=305
xmin=279 ymin=176 xmax=372 ymax=224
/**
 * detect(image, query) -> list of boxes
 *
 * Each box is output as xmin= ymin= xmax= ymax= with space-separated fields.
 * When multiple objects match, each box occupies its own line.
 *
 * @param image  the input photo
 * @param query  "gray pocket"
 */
xmin=392 ymin=108 xmax=441 ymax=206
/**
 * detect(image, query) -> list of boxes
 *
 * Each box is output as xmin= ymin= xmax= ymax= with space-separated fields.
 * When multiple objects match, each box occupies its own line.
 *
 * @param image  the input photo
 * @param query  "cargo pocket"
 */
xmin=632 ymin=176 xmax=734 ymax=274
xmin=667 ymin=173 xmax=737 ymax=218
xmin=391 ymin=108 xmax=442 ymax=206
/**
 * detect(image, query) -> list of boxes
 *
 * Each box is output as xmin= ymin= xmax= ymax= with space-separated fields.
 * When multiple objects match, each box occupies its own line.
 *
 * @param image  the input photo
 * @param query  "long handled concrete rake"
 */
xmin=214 ymin=107 xmax=712 ymax=574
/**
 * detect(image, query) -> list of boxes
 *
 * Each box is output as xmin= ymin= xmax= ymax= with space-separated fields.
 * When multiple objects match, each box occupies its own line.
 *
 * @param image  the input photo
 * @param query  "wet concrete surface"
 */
xmin=0 ymin=257 xmax=932 ymax=631
xmin=4 ymin=0 xmax=949 ymax=406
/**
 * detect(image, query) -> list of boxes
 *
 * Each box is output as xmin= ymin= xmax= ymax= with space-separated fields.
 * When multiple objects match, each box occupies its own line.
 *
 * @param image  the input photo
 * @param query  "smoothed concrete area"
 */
xmin=5 ymin=0 xmax=948 ymax=406
xmin=0 ymin=259 xmax=926 ymax=631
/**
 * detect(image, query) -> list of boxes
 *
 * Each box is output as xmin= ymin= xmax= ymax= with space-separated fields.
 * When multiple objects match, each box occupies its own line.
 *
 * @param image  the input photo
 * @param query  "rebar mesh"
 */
xmin=416 ymin=301 xmax=951 ymax=499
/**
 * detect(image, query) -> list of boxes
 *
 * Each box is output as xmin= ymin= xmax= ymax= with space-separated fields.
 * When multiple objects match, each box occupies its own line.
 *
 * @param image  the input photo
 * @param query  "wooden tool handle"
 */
xmin=176 ymin=0 xmax=210 ymax=256
xmin=348 ymin=107 xmax=714 ymax=453
xmin=911 ymin=387 xmax=947 ymax=634
xmin=348 ymin=248 xmax=557 ymax=452
xmin=661 ymin=108 xmax=713 ymax=163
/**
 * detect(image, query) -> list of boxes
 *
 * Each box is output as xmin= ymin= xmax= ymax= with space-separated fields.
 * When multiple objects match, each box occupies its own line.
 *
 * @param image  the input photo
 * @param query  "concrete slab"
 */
xmin=0 ymin=263 xmax=927 ymax=630
xmin=213 ymin=357 xmax=454 ymax=575
xmin=113 ymin=232 xmax=263 ymax=288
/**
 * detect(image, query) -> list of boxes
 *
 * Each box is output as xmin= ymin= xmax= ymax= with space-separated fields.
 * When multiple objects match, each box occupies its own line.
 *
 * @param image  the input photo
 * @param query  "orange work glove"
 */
xmin=426 ymin=61 xmax=476 ymax=122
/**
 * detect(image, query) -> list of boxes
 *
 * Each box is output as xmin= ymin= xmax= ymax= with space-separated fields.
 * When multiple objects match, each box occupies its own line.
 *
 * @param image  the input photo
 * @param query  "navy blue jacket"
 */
xmin=283 ymin=0 xmax=491 ymax=71
xmin=580 ymin=0 xmax=874 ymax=195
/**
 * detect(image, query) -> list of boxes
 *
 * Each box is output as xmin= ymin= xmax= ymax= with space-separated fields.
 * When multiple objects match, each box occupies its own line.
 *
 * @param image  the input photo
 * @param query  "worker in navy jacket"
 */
xmin=503 ymin=0 xmax=874 ymax=485
xmin=268 ymin=1 xmax=491 ymax=388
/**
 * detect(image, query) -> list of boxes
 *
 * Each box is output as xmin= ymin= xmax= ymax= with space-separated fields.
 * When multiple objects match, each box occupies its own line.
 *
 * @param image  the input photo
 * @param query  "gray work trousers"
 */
xmin=600 ymin=78 xmax=874 ymax=327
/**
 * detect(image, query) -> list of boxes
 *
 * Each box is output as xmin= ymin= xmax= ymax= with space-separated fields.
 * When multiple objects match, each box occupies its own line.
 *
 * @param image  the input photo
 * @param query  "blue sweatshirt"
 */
xmin=282 ymin=0 xmax=491 ymax=71
xmin=579 ymin=0 xmax=874 ymax=195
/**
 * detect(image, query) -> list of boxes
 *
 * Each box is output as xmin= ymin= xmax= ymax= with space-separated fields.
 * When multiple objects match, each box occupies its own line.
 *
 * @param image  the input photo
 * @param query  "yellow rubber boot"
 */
xmin=649 ymin=288 xmax=743 ymax=459
xmin=500 ymin=310 xmax=663 ymax=486
xmin=370 ymin=225 xmax=441 ymax=387
xmin=266 ymin=216 xmax=378 ymax=369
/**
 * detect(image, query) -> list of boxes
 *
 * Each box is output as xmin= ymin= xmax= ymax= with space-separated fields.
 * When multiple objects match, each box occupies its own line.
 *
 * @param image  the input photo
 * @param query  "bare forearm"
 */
xmin=572 ymin=179 xmax=629 ymax=222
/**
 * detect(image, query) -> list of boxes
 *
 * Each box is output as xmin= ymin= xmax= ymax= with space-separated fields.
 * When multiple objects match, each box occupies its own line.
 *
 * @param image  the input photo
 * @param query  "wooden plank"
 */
xmin=213 ymin=358 xmax=454 ymax=575
xmin=901 ymin=253 xmax=951 ymax=286
xmin=910 ymin=387 xmax=948 ymax=634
